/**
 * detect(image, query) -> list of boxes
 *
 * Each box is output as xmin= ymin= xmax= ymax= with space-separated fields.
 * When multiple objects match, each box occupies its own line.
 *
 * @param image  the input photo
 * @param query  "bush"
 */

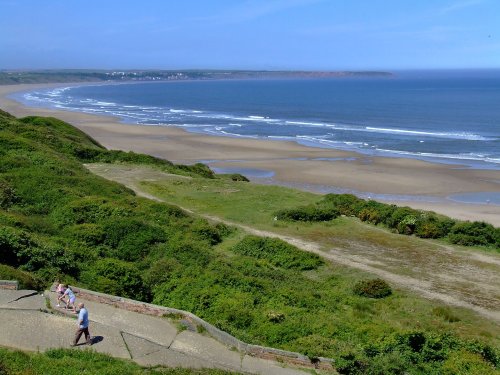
xmin=65 ymin=223 xmax=105 ymax=246
xmin=415 ymin=221 xmax=442 ymax=239
xmin=103 ymin=218 xmax=166 ymax=261
xmin=190 ymin=219 xmax=225 ymax=245
xmin=80 ymin=258 xmax=148 ymax=301
xmin=232 ymin=235 xmax=323 ymax=270
xmin=353 ymin=278 xmax=392 ymax=298
xmin=442 ymin=350 xmax=497 ymax=375
xmin=227 ymin=173 xmax=249 ymax=182
xmin=0 ymin=264 xmax=43 ymax=290
xmin=448 ymin=221 xmax=499 ymax=248
xmin=0 ymin=226 xmax=32 ymax=267
xmin=275 ymin=205 xmax=338 ymax=222
xmin=50 ymin=197 xmax=131 ymax=227
xmin=0 ymin=178 xmax=19 ymax=208
xmin=386 ymin=207 xmax=418 ymax=230
xmin=358 ymin=208 xmax=381 ymax=224
xmin=397 ymin=215 xmax=418 ymax=235
xmin=321 ymin=194 xmax=363 ymax=216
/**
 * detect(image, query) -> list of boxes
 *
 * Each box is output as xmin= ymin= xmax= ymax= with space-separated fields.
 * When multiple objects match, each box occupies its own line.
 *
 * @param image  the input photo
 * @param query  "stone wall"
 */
xmin=0 ymin=280 xmax=18 ymax=290
xmin=58 ymin=284 xmax=334 ymax=370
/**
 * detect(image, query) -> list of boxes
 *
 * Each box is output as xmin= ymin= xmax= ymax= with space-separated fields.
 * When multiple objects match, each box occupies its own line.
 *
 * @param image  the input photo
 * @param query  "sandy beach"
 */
xmin=1 ymin=83 xmax=499 ymax=226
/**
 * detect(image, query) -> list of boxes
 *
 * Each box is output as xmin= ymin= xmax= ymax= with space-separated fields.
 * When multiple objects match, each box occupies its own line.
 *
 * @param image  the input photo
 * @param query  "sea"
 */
xmin=15 ymin=70 xmax=500 ymax=173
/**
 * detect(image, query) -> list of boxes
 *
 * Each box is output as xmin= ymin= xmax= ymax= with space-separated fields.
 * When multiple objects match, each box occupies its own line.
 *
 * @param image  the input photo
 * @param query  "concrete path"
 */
xmin=0 ymin=289 xmax=309 ymax=374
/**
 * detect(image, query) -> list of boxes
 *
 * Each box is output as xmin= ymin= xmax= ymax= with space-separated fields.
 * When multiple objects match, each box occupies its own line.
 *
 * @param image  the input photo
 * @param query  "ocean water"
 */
xmin=16 ymin=70 xmax=500 ymax=170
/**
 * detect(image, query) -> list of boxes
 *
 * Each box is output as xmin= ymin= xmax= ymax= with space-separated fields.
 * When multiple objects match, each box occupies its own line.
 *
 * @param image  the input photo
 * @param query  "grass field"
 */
xmin=86 ymin=163 xmax=500 ymax=319
xmin=1 ymin=111 xmax=498 ymax=374
xmin=0 ymin=348 xmax=236 ymax=375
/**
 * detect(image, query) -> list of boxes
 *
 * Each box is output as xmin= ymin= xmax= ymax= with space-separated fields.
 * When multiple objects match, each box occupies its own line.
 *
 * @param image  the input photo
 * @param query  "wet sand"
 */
xmin=1 ymin=83 xmax=499 ymax=226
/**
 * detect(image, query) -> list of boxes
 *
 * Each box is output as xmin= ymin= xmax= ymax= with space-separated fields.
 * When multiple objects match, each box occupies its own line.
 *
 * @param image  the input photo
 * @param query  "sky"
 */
xmin=0 ymin=0 xmax=499 ymax=70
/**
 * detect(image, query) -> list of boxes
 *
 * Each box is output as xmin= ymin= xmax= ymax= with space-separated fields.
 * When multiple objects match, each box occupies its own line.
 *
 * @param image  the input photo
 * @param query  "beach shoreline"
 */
xmin=1 ymin=82 xmax=499 ymax=226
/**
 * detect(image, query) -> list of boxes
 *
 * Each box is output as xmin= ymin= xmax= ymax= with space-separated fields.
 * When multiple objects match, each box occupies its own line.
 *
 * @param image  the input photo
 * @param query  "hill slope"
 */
xmin=0 ymin=111 xmax=498 ymax=374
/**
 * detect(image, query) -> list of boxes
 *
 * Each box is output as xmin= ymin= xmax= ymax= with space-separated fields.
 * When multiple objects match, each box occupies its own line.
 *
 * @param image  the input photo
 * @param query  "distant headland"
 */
xmin=0 ymin=69 xmax=392 ymax=85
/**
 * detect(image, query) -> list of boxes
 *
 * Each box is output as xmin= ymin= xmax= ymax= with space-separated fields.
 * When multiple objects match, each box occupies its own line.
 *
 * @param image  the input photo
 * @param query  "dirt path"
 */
xmin=85 ymin=164 xmax=500 ymax=324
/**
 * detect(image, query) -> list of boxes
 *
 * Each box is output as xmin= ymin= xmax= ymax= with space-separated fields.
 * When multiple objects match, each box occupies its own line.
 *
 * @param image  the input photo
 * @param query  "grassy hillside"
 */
xmin=0 ymin=348 xmax=234 ymax=375
xmin=0 ymin=111 xmax=498 ymax=374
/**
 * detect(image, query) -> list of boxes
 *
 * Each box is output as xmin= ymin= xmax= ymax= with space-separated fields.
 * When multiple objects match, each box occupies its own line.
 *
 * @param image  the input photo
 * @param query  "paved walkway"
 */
xmin=0 ymin=289 xmax=308 ymax=374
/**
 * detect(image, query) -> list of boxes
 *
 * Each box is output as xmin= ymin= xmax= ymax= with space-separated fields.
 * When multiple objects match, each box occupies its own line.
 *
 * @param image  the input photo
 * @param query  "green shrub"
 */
xmin=0 ymin=179 xmax=19 ymax=208
xmin=320 ymin=194 xmax=363 ymax=216
xmin=226 ymin=173 xmax=250 ymax=182
xmin=448 ymin=221 xmax=499 ymax=248
xmin=275 ymin=205 xmax=338 ymax=222
xmin=358 ymin=208 xmax=381 ymax=224
xmin=190 ymin=219 xmax=224 ymax=245
xmin=386 ymin=207 xmax=418 ymax=229
xmin=17 ymin=243 xmax=77 ymax=276
xmin=232 ymin=235 xmax=323 ymax=270
xmin=103 ymin=218 xmax=166 ymax=261
xmin=415 ymin=221 xmax=442 ymax=239
xmin=65 ymin=223 xmax=106 ymax=246
xmin=0 ymin=226 xmax=32 ymax=267
xmin=163 ymin=237 xmax=211 ymax=267
xmin=80 ymin=258 xmax=148 ymax=301
xmin=143 ymin=258 xmax=181 ymax=289
xmin=397 ymin=215 xmax=418 ymax=235
xmin=176 ymin=162 xmax=215 ymax=179
xmin=442 ymin=350 xmax=497 ymax=375
xmin=0 ymin=264 xmax=43 ymax=290
xmin=50 ymin=197 xmax=131 ymax=227
xmin=353 ymin=278 xmax=392 ymax=298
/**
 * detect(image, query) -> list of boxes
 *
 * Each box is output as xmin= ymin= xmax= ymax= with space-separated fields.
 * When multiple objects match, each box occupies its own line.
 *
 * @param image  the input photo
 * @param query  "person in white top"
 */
xmin=59 ymin=285 xmax=77 ymax=313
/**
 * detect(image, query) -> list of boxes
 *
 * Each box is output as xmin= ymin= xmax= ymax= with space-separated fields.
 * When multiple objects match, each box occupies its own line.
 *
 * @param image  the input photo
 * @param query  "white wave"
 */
xmin=215 ymin=130 xmax=259 ymax=138
xmin=365 ymin=126 xmax=490 ymax=140
xmin=267 ymin=135 xmax=298 ymax=141
xmin=286 ymin=120 xmax=329 ymax=126
xmin=375 ymin=149 xmax=500 ymax=164
xmin=94 ymin=101 xmax=116 ymax=106
xmin=176 ymin=123 xmax=213 ymax=128
xmin=296 ymin=136 xmax=343 ymax=146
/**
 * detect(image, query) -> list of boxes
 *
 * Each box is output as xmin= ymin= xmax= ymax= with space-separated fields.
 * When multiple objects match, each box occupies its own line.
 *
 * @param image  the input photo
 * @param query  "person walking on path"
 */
xmin=72 ymin=302 xmax=91 ymax=346
xmin=61 ymin=285 xmax=77 ymax=313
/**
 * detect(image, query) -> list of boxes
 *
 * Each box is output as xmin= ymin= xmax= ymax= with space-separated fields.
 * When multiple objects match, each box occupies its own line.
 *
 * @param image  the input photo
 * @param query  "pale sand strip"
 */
xmin=1 ymin=83 xmax=499 ymax=225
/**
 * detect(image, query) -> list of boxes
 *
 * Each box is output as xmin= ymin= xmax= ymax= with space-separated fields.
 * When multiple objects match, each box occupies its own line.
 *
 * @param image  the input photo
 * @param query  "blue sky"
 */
xmin=0 ymin=0 xmax=498 ymax=70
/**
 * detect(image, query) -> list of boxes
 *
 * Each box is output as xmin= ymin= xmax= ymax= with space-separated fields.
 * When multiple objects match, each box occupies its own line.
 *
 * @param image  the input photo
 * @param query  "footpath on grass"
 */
xmin=0 ymin=287 xmax=314 ymax=374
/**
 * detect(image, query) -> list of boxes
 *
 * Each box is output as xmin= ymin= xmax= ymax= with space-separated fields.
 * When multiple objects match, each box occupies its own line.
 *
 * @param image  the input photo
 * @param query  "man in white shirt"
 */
xmin=71 ymin=302 xmax=91 ymax=346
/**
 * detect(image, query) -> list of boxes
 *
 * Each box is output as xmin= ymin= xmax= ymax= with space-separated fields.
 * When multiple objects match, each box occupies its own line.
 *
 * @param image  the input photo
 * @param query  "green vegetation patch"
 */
xmin=353 ymin=278 xmax=392 ymax=299
xmin=231 ymin=235 xmax=323 ymax=270
xmin=276 ymin=193 xmax=500 ymax=250
xmin=0 ymin=347 xmax=235 ymax=375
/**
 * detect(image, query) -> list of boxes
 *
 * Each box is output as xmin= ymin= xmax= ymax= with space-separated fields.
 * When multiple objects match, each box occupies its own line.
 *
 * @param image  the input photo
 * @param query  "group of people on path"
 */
xmin=56 ymin=283 xmax=92 ymax=346
xmin=56 ymin=283 xmax=77 ymax=313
